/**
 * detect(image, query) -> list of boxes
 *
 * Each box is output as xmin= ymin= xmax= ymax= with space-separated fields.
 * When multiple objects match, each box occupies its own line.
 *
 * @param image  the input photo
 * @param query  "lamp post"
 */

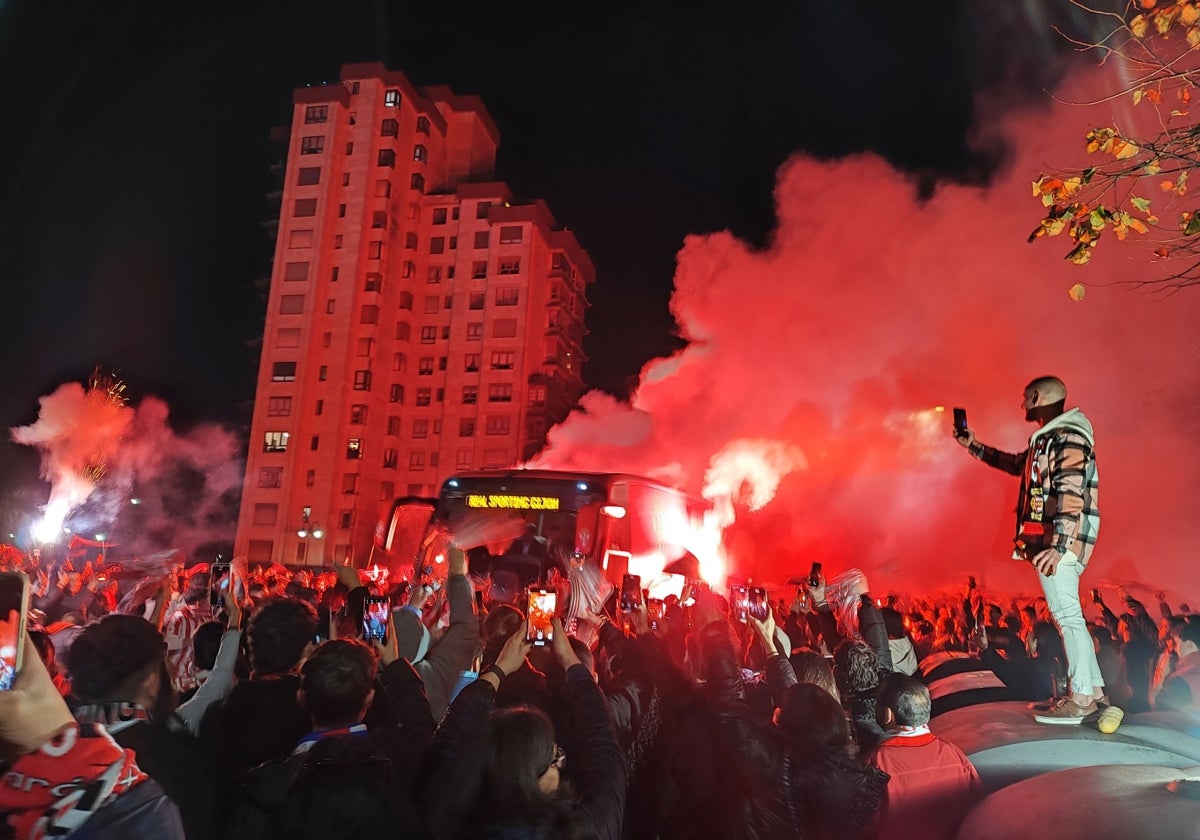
xmin=296 ymin=507 xmax=324 ymax=566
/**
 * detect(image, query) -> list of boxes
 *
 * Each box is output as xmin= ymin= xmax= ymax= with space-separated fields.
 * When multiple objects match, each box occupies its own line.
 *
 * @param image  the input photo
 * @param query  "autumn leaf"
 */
xmin=1182 ymin=87 xmax=1192 ymax=104
xmin=1132 ymin=195 xmax=1153 ymax=214
xmin=1066 ymin=242 xmax=1094 ymax=265
xmin=1146 ymin=88 xmax=1163 ymax=104
xmin=1142 ymin=159 xmax=1161 ymax=176
xmin=1155 ymin=247 xmax=1171 ymax=258
xmin=1155 ymin=10 xmax=1175 ymax=36
xmin=1131 ymin=13 xmax=1150 ymax=38
xmin=1184 ymin=211 xmax=1200 ymax=235
xmin=1110 ymin=138 xmax=1139 ymax=159
xmin=1129 ymin=217 xmax=1149 ymax=234
xmin=1185 ymin=4 xmax=1200 ymax=27
xmin=1134 ymin=89 xmax=1145 ymax=105
xmin=1068 ymin=283 xmax=1087 ymax=301
xmin=1188 ymin=26 xmax=1200 ymax=48
xmin=1137 ymin=0 xmax=1155 ymax=8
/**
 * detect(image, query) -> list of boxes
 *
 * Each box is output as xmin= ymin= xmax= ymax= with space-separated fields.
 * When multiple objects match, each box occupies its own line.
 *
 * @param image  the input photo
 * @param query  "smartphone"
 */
xmin=526 ymin=587 xmax=556 ymax=646
xmin=647 ymin=598 xmax=665 ymax=631
xmin=730 ymin=584 xmax=749 ymax=623
xmin=210 ymin=562 xmax=232 ymax=609
xmin=748 ymin=587 xmax=769 ymax=622
xmin=953 ymin=407 xmax=968 ymax=437
xmin=808 ymin=562 xmax=822 ymax=588
xmin=0 ymin=572 xmax=31 ymax=691
xmin=362 ymin=596 xmax=391 ymax=643
xmin=620 ymin=574 xmax=642 ymax=612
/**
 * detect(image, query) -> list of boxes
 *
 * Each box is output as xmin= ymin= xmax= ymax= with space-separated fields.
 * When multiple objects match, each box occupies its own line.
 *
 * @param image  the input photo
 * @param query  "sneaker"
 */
xmin=1034 ymin=697 xmax=1098 ymax=725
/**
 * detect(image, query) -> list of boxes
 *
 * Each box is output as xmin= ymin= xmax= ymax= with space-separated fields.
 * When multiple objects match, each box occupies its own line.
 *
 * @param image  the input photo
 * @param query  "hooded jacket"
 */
xmin=392 ymin=573 xmax=479 ymax=720
xmin=973 ymin=407 xmax=1100 ymax=566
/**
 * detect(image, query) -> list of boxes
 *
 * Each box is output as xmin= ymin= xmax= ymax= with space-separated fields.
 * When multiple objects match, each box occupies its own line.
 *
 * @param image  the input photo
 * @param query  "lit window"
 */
xmin=413 ymin=144 xmax=427 ymax=163
xmin=263 ymin=432 xmax=289 ymax=452
xmin=353 ymin=370 xmax=372 ymax=391
xmin=346 ymin=439 xmax=363 ymax=459
xmin=384 ymin=89 xmax=402 ymax=107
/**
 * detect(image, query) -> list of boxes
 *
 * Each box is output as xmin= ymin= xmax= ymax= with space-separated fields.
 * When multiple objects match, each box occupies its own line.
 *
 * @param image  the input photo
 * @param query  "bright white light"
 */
xmin=311 ymin=527 xmax=325 ymax=540
xmin=130 ymin=497 xmax=141 ymax=505
xmin=447 ymin=479 xmax=459 ymax=488
xmin=600 ymin=505 xmax=627 ymax=519
xmin=297 ymin=528 xmax=308 ymax=539
xmin=94 ymin=534 xmax=106 ymax=542
xmin=434 ymin=553 xmax=445 ymax=564
xmin=33 ymin=499 xmax=71 ymax=544
xmin=576 ymin=482 xmax=589 ymax=491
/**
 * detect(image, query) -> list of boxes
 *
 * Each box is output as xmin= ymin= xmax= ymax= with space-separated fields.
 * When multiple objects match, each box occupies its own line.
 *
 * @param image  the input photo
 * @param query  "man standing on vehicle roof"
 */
xmin=954 ymin=376 xmax=1106 ymax=724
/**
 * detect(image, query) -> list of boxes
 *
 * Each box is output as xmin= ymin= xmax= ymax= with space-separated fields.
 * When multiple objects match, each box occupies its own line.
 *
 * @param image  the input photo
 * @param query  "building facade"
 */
xmin=234 ymin=63 xmax=593 ymax=567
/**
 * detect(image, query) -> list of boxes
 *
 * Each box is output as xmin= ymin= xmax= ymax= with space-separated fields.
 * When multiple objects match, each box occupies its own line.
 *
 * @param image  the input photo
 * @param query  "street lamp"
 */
xmin=296 ymin=507 xmax=324 ymax=565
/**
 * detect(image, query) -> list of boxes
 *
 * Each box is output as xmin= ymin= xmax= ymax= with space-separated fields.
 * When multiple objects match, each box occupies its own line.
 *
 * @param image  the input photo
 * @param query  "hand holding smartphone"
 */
xmin=526 ymin=587 xmax=557 ymax=646
xmin=362 ymin=596 xmax=391 ymax=643
xmin=210 ymin=562 xmax=232 ymax=611
xmin=647 ymin=598 xmax=665 ymax=631
xmin=0 ymin=572 xmax=31 ymax=692
xmin=953 ymin=407 xmax=969 ymax=438
xmin=620 ymin=574 xmax=642 ymax=612
xmin=730 ymin=584 xmax=749 ymax=623
xmin=748 ymin=587 xmax=769 ymax=622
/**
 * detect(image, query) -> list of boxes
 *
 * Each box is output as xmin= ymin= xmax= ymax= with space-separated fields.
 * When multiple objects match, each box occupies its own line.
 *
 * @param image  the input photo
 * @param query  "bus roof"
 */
xmin=439 ymin=469 xmax=684 ymax=492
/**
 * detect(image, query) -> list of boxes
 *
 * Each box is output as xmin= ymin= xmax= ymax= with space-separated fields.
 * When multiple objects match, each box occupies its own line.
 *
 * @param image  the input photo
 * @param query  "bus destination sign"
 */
xmin=466 ymin=494 xmax=561 ymax=511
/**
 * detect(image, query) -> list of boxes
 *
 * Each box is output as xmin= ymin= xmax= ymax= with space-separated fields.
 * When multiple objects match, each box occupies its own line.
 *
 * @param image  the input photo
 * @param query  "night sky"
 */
xmin=0 ymin=1 xmax=1088 ymax=501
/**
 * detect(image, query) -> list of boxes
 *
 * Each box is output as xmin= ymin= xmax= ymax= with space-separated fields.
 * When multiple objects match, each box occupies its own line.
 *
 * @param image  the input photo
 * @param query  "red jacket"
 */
xmin=868 ymin=729 xmax=982 ymax=840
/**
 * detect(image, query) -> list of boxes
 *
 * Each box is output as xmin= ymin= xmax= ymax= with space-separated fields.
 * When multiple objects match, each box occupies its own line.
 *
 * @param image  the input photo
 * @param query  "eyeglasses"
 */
xmin=541 ymin=744 xmax=566 ymax=775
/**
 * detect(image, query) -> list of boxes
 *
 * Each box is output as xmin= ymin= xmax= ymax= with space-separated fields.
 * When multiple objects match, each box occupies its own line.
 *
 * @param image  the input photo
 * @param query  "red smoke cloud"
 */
xmin=534 ymin=65 xmax=1200 ymax=606
xmin=13 ymin=382 xmax=241 ymax=562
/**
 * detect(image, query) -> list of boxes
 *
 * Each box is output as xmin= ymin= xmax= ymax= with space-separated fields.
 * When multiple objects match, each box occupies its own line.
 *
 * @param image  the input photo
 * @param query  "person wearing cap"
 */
xmin=955 ymin=376 xmax=1105 ymax=724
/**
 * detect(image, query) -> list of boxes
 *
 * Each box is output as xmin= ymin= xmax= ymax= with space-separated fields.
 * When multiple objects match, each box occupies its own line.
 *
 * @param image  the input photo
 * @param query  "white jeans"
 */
xmin=1037 ymin=552 xmax=1104 ymax=696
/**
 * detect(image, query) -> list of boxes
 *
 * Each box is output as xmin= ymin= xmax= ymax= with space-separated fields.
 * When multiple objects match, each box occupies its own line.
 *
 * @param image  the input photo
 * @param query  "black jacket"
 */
xmin=231 ymin=659 xmax=435 ymax=840
xmin=420 ymin=664 xmax=626 ymax=840
xmin=72 ymin=779 xmax=185 ymax=840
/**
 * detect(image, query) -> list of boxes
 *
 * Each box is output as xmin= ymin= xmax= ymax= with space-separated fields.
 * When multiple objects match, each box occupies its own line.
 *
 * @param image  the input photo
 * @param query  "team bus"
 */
xmin=373 ymin=469 xmax=712 ymax=588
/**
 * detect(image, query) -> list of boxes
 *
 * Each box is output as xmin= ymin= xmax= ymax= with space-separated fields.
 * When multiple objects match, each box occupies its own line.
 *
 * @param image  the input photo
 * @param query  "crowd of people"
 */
xmin=2 ymin=536 xmax=1198 ymax=840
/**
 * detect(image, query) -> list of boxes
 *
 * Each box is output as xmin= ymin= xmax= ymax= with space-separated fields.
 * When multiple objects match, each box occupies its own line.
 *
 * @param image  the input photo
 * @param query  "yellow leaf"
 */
xmin=1188 ymin=26 xmax=1200 ymax=47
xmin=1134 ymin=89 xmax=1145 ymax=105
xmin=1111 ymin=138 xmax=1139 ymax=159
xmin=1131 ymin=14 xmax=1150 ymax=38
xmin=1156 ymin=11 xmax=1175 ymax=36
xmin=1143 ymin=159 xmax=1162 ymax=175
xmin=1129 ymin=218 xmax=1149 ymax=234
xmin=1184 ymin=4 xmax=1200 ymax=26
xmin=1068 ymin=283 xmax=1087 ymax=302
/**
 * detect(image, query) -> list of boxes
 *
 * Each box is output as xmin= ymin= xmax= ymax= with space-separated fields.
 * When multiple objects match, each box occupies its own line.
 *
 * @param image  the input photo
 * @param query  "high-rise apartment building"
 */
xmin=234 ymin=63 xmax=593 ymax=567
